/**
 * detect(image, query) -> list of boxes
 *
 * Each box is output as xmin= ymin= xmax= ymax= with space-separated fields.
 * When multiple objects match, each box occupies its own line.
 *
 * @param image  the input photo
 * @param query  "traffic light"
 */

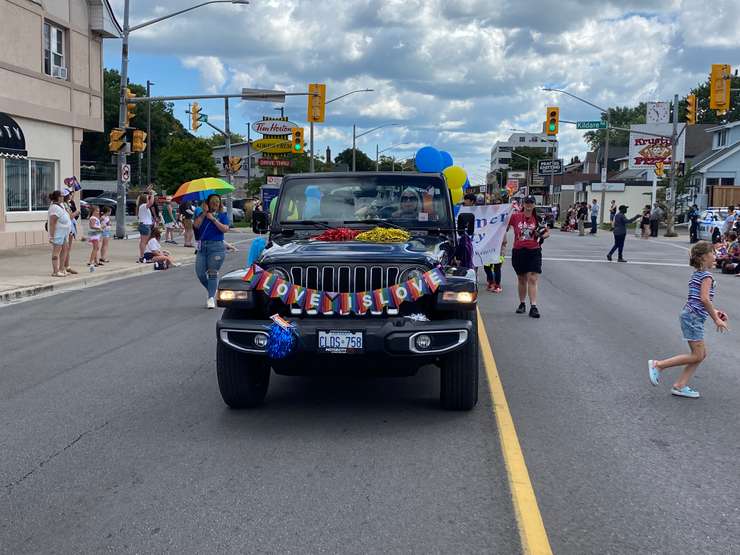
xmin=131 ymin=130 xmax=147 ymax=153
xmin=125 ymin=88 xmax=136 ymax=127
xmin=686 ymin=94 xmax=697 ymax=125
xmin=710 ymin=64 xmax=731 ymax=112
xmin=291 ymin=127 xmax=304 ymax=153
xmin=191 ymin=102 xmax=202 ymax=131
xmin=307 ymin=83 xmax=327 ymax=123
xmin=655 ymin=161 xmax=665 ymax=178
xmin=108 ymin=128 xmax=126 ymax=152
xmin=228 ymin=157 xmax=242 ymax=173
xmin=546 ymin=106 xmax=560 ymax=136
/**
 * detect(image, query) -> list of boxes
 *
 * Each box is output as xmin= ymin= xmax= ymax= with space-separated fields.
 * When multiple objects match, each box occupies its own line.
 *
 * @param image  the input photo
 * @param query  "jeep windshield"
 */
xmin=275 ymin=175 xmax=452 ymax=230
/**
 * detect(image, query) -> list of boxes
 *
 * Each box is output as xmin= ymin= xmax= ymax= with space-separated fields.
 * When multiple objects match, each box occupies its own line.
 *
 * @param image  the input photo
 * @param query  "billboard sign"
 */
xmin=537 ymin=159 xmax=563 ymax=175
xmin=258 ymin=158 xmax=291 ymax=167
xmin=253 ymin=138 xmax=292 ymax=153
xmin=628 ymin=124 xmax=685 ymax=169
xmin=252 ymin=119 xmax=298 ymax=136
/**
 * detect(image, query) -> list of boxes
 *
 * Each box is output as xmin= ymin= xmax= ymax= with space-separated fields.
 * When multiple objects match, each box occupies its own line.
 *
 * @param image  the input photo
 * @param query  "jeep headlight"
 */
xmin=399 ymin=267 xmax=428 ymax=283
xmin=217 ymin=290 xmax=250 ymax=302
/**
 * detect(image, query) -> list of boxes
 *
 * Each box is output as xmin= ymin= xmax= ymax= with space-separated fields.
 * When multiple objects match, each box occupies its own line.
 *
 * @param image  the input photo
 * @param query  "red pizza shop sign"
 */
xmin=252 ymin=120 xmax=297 ymax=136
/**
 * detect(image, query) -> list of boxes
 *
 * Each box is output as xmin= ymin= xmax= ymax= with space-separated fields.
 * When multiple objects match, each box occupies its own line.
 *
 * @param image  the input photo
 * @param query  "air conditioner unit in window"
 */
xmin=52 ymin=65 xmax=67 ymax=80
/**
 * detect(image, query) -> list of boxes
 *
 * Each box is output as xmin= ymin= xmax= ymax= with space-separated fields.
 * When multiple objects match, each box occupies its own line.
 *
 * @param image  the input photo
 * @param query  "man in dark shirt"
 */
xmin=607 ymin=205 xmax=642 ymax=262
xmin=688 ymin=204 xmax=700 ymax=243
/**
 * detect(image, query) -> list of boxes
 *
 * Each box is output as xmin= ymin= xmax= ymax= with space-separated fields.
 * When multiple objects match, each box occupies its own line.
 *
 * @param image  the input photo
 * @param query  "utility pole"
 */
xmin=600 ymin=109 xmax=611 ymax=224
xmin=352 ymin=124 xmax=356 ymax=171
xmin=246 ymin=122 xmax=251 ymax=189
xmin=376 ymin=144 xmax=379 ymax=171
xmin=309 ymin=120 xmax=315 ymax=172
xmin=146 ymin=80 xmax=154 ymax=186
xmin=224 ymin=97 xmax=233 ymax=225
xmin=115 ymin=0 xmax=131 ymax=239
xmin=666 ymin=94 xmax=679 ymax=237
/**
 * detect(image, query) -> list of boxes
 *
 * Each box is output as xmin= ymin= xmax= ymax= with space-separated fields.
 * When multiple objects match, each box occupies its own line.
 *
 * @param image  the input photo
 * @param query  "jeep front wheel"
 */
xmin=216 ymin=342 xmax=270 ymax=408
xmin=439 ymin=311 xmax=479 ymax=410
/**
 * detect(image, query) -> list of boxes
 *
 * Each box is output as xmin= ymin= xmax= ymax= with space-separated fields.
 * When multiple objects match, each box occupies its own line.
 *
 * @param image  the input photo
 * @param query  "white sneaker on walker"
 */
xmin=206 ymin=297 xmax=216 ymax=309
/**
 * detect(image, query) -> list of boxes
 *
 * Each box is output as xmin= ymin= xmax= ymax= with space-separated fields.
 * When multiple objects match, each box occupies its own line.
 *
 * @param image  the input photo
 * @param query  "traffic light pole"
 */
xmin=224 ymin=97 xmax=233 ymax=225
xmin=666 ymin=94 xmax=680 ymax=237
xmin=146 ymin=80 xmax=153 ymax=187
xmin=115 ymin=0 xmax=131 ymax=239
xmin=309 ymin=121 xmax=314 ymax=173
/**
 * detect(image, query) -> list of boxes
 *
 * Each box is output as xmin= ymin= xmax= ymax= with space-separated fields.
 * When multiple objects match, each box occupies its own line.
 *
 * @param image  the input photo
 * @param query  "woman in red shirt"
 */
xmin=507 ymin=196 xmax=549 ymax=318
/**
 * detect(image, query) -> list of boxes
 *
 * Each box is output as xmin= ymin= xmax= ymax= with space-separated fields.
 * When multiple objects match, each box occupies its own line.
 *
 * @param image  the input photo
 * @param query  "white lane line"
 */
xmin=539 ymin=257 xmax=687 ymax=268
xmin=645 ymin=239 xmax=690 ymax=251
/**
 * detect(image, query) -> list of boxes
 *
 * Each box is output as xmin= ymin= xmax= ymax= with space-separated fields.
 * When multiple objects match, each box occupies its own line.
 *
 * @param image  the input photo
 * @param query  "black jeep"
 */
xmin=215 ymin=172 xmax=479 ymax=410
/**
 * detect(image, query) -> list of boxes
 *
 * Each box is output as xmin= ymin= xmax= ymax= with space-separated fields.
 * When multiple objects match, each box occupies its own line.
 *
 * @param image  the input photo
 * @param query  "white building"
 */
xmin=489 ymin=132 xmax=558 ymax=172
xmin=0 ymin=0 xmax=119 ymax=250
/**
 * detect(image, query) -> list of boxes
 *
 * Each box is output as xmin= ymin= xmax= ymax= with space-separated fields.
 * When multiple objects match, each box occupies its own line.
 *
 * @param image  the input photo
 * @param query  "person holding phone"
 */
xmin=137 ymin=188 xmax=155 ymax=262
xmin=193 ymin=193 xmax=230 ymax=308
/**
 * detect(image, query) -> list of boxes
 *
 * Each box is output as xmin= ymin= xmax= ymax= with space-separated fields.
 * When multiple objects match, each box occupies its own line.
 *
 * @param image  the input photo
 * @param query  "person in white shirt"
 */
xmin=137 ymin=189 xmax=155 ymax=262
xmin=143 ymin=227 xmax=175 ymax=269
xmin=47 ymin=190 xmax=72 ymax=277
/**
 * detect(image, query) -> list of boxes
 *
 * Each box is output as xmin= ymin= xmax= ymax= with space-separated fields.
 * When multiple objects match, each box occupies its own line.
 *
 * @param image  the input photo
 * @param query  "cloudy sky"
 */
xmin=105 ymin=0 xmax=740 ymax=183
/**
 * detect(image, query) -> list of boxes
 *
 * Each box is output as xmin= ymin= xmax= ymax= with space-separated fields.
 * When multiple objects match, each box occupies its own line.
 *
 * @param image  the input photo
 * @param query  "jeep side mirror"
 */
xmin=252 ymin=210 xmax=269 ymax=234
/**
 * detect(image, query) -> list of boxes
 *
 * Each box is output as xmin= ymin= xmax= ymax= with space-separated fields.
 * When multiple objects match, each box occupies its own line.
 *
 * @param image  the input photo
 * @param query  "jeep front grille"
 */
xmin=283 ymin=264 xmax=403 ymax=293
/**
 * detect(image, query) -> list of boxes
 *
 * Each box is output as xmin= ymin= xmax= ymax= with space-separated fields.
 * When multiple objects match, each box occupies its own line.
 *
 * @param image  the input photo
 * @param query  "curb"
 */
xmin=1 ymin=255 xmax=197 ymax=304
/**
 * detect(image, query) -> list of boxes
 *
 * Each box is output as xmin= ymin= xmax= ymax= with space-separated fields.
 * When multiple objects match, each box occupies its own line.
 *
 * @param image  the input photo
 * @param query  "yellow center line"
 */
xmin=477 ymin=310 xmax=552 ymax=555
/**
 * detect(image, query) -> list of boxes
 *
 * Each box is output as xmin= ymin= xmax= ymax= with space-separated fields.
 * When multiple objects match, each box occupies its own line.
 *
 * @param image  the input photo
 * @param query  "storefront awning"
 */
xmin=0 ymin=113 xmax=27 ymax=159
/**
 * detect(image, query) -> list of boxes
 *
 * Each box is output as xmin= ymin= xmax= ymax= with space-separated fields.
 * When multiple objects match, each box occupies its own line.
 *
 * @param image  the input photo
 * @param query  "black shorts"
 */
xmin=511 ymin=248 xmax=542 ymax=275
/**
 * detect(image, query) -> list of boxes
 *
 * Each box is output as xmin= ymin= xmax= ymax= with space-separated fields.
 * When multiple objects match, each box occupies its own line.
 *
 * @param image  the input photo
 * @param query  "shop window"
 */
xmin=43 ymin=22 xmax=67 ymax=79
xmin=5 ymin=159 xmax=56 ymax=212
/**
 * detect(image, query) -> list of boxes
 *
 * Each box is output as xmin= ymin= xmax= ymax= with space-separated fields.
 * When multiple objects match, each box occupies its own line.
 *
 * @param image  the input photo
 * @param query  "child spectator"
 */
xmin=648 ymin=241 xmax=728 ymax=398
xmin=87 ymin=205 xmax=102 ymax=271
xmin=100 ymin=206 xmax=112 ymax=263
xmin=144 ymin=227 xmax=175 ymax=269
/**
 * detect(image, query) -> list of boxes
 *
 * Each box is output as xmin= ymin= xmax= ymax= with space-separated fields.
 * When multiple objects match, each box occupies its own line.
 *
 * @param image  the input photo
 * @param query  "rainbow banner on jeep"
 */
xmin=243 ymin=264 xmax=446 ymax=315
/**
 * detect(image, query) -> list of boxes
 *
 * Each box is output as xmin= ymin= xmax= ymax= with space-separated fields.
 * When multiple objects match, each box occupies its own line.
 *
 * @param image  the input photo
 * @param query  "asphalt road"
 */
xmin=484 ymin=229 xmax=740 ymax=554
xmin=0 ymin=245 xmax=519 ymax=554
xmin=2 ymin=229 xmax=738 ymax=554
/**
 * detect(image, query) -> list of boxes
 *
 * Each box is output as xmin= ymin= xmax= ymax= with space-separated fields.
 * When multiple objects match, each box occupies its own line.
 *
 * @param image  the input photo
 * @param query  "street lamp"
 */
xmin=376 ymin=142 xmax=406 ymax=170
xmin=115 ymin=0 xmax=249 ymax=239
xmin=308 ymin=88 xmax=374 ymax=172
xmin=542 ymin=86 xmax=610 ymax=219
xmin=352 ymin=122 xmax=400 ymax=171
xmin=510 ymin=150 xmax=532 ymax=191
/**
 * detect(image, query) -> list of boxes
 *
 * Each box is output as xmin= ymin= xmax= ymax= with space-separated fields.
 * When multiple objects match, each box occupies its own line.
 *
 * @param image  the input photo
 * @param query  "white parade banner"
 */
xmin=458 ymin=204 xmax=514 ymax=267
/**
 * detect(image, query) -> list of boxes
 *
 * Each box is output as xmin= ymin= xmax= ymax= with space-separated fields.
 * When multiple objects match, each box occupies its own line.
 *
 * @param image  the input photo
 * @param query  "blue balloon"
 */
xmin=463 ymin=178 xmax=471 ymax=190
xmin=453 ymin=205 xmax=461 ymax=217
xmin=439 ymin=151 xmax=453 ymax=169
xmin=415 ymin=146 xmax=443 ymax=173
xmin=305 ymin=185 xmax=321 ymax=198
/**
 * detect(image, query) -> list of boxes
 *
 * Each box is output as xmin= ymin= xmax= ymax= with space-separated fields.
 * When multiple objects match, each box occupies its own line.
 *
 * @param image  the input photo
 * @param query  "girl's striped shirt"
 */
xmin=685 ymin=270 xmax=714 ymax=318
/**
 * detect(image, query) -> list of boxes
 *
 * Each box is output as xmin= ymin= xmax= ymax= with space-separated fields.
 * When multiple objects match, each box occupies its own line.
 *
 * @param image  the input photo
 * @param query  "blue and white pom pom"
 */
xmin=265 ymin=314 xmax=298 ymax=359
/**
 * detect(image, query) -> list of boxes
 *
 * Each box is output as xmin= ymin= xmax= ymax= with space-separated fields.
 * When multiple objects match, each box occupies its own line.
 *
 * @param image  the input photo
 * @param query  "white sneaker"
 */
xmin=206 ymin=297 xmax=216 ymax=309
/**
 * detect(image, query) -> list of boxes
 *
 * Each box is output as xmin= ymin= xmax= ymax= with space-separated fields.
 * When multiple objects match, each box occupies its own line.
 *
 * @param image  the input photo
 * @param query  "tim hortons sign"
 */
xmin=252 ymin=120 xmax=298 ymax=136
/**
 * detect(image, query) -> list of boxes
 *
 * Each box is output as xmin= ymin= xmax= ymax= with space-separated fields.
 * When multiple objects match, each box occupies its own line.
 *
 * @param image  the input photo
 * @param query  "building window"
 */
xmin=530 ymin=137 xmax=538 ymax=142
xmin=519 ymin=137 xmax=525 ymax=143
xmin=716 ymin=130 xmax=728 ymax=148
xmin=5 ymin=159 xmax=56 ymax=212
xmin=43 ymin=22 xmax=66 ymax=79
xmin=721 ymin=177 xmax=735 ymax=186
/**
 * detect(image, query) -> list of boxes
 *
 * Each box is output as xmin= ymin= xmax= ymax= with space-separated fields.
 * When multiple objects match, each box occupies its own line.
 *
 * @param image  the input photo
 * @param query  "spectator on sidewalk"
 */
xmin=650 ymin=203 xmax=663 ymax=237
xmin=590 ymin=199 xmax=600 ymax=234
xmin=641 ymin=205 xmax=651 ymax=238
xmin=137 ymin=190 xmax=155 ymax=262
xmin=179 ymin=199 xmax=195 ymax=248
xmin=162 ymin=196 xmax=177 ymax=244
xmin=47 ymin=190 xmax=71 ymax=277
xmin=144 ymin=227 xmax=175 ymax=269
xmin=722 ymin=205 xmax=736 ymax=240
xmin=100 ymin=206 xmax=112 ymax=262
xmin=609 ymin=200 xmax=617 ymax=228
xmin=87 ymin=205 xmax=103 ymax=271
xmin=62 ymin=188 xmax=80 ymax=274
xmin=577 ymin=202 xmax=588 ymax=236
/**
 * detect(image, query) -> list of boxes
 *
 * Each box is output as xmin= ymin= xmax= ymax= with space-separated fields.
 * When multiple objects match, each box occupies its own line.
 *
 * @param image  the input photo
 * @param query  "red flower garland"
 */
xmin=314 ymin=228 xmax=360 ymax=242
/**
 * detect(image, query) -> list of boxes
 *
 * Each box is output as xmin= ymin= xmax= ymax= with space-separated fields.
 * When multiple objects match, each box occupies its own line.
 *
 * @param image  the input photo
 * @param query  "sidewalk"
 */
xmin=0 ymin=229 xmax=254 ymax=303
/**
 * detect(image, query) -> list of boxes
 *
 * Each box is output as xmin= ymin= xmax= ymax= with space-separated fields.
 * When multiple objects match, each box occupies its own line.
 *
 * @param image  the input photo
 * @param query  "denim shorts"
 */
xmin=138 ymin=223 xmax=151 ymax=236
xmin=680 ymin=308 xmax=706 ymax=342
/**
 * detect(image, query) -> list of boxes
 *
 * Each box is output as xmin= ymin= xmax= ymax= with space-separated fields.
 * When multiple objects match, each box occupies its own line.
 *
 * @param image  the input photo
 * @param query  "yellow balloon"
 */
xmin=443 ymin=165 xmax=467 ymax=190
xmin=450 ymin=186 xmax=464 ymax=205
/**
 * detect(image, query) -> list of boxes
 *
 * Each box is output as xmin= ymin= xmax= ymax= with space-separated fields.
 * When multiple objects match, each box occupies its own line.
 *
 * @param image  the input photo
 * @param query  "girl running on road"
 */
xmin=648 ymin=241 xmax=728 ymax=398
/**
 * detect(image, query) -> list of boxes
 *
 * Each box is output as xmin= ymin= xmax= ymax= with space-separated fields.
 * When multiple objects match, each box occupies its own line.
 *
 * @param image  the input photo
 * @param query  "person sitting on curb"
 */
xmin=143 ymin=227 xmax=176 ymax=270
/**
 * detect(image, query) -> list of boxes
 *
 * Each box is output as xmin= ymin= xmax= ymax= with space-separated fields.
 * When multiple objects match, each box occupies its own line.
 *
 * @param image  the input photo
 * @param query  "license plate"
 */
xmin=318 ymin=330 xmax=364 ymax=354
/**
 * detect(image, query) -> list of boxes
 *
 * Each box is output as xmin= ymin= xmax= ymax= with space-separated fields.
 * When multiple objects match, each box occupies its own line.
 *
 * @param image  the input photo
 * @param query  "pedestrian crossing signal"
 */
xmin=291 ymin=127 xmax=304 ymax=153
xmin=546 ymin=106 xmax=559 ymax=136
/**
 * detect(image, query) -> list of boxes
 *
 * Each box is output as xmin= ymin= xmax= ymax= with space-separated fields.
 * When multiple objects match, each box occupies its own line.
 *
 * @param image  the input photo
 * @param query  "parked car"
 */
xmin=537 ymin=205 xmax=556 ymax=228
xmin=698 ymin=207 xmax=729 ymax=241
xmin=231 ymin=207 xmax=245 ymax=222
xmin=79 ymin=199 xmax=90 ymax=220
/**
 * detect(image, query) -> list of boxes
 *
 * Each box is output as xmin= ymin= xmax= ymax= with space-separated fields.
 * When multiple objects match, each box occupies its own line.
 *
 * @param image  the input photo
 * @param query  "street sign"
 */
xmin=266 ymin=176 xmax=283 ymax=186
xmin=507 ymin=171 xmax=526 ymax=179
xmin=253 ymin=138 xmax=293 ymax=154
xmin=121 ymin=164 xmax=130 ymax=183
xmin=576 ymin=121 xmax=607 ymax=130
xmin=258 ymin=158 xmax=291 ymax=168
xmin=241 ymin=88 xmax=286 ymax=103
xmin=537 ymin=159 xmax=563 ymax=175
xmin=591 ymin=182 xmax=625 ymax=192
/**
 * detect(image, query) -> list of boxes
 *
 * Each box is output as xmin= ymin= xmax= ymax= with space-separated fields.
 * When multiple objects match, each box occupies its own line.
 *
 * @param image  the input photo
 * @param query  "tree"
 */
xmin=508 ymin=147 xmax=552 ymax=172
xmin=204 ymin=133 xmax=246 ymax=148
xmin=283 ymin=152 xmax=327 ymax=174
xmin=155 ymin=137 xmax=219 ymax=194
xmin=334 ymin=148 xmax=374 ymax=171
xmin=682 ymin=75 xmax=740 ymax=124
xmin=583 ymin=104 xmax=647 ymax=150
xmin=80 ymin=68 xmax=190 ymax=182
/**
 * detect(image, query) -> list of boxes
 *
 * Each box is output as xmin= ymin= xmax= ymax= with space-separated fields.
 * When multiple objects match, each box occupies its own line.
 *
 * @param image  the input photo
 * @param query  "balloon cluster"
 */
xmin=414 ymin=146 xmax=470 ymax=207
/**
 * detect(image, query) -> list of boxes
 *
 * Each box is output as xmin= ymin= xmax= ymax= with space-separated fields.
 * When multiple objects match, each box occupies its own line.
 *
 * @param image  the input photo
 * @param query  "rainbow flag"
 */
xmin=406 ymin=278 xmax=424 ymax=300
xmin=255 ymin=270 xmax=275 ymax=291
xmin=268 ymin=277 xmax=286 ymax=298
xmin=373 ymin=288 xmax=389 ymax=311
xmin=422 ymin=268 xmax=445 ymax=293
xmin=339 ymin=293 xmax=353 ymax=314
xmin=320 ymin=292 xmax=337 ymax=313
xmin=287 ymin=285 xmax=306 ymax=306
xmin=354 ymin=292 xmax=369 ymax=315
xmin=304 ymin=288 xmax=319 ymax=311
xmin=279 ymin=282 xmax=293 ymax=304
xmin=390 ymin=283 xmax=409 ymax=307
xmin=243 ymin=264 xmax=263 ymax=288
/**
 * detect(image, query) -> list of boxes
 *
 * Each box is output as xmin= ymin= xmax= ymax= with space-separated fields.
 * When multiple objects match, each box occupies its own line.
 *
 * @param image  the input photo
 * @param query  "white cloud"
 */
xmin=181 ymin=56 xmax=226 ymax=93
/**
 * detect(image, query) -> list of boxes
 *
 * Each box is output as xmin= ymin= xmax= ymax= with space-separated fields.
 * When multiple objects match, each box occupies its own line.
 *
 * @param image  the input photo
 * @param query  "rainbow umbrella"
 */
xmin=171 ymin=177 xmax=235 ymax=203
